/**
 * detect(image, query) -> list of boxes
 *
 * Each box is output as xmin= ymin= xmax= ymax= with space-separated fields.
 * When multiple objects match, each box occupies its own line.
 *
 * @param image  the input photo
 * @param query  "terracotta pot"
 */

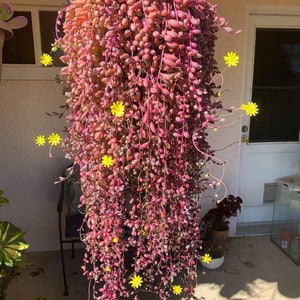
xmin=200 ymin=255 xmax=225 ymax=269
xmin=211 ymin=228 xmax=229 ymax=244
xmin=279 ymin=228 xmax=296 ymax=244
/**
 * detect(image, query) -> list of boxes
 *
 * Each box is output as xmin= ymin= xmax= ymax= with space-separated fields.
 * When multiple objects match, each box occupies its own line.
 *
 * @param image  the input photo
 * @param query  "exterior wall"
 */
xmin=0 ymin=1 xmax=69 ymax=252
xmin=0 ymin=80 xmax=68 ymax=251
xmin=212 ymin=0 xmax=300 ymax=193
xmin=210 ymin=0 xmax=300 ymax=229
xmin=0 ymin=0 xmax=299 ymax=251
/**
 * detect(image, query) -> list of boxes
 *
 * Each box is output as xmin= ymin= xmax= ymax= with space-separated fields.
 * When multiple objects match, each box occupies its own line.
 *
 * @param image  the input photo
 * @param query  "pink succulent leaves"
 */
xmin=57 ymin=0 xmax=231 ymax=299
xmin=0 ymin=3 xmax=27 ymax=39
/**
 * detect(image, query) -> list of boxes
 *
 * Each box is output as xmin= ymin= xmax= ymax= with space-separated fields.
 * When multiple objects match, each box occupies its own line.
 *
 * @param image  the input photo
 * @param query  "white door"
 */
xmin=237 ymin=12 xmax=300 ymax=224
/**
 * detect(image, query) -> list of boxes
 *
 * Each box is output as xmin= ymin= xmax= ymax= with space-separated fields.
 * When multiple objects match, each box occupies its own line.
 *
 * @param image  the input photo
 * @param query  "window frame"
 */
xmin=2 ymin=4 xmax=62 ymax=80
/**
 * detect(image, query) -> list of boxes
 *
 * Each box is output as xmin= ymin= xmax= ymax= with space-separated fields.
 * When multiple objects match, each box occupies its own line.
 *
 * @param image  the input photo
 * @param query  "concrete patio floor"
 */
xmin=5 ymin=235 xmax=300 ymax=300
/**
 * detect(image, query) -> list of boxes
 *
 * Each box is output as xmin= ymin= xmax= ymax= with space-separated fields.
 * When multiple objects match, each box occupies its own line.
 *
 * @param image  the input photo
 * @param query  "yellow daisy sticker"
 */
xmin=110 ymin=101 xmax=125 ymax=117
xmin=201 ymin=253 xmax=212 ymax=264
xmin=129 ymin=274 xmax=143 ymax=289
xmin=48 ymin=133 xmax=61 ymax=146
xmin=102 ymin=155 xmax=114 ymax=168
xmin=40 ymin=53 xmax=53 ymax=67
xmin=224 ymin=52 xmax=239 ymax=67
xmin=241 ymin=101 xmax=259 ymax=117
xmin=35 ymin=135 xmax=46 ymax=146
xmin=172 ymin=284 xmax=183 ymax=295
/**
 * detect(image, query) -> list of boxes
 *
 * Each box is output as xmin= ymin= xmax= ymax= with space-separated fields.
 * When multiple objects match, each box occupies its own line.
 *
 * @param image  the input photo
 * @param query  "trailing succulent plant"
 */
xmin=55 ymin=0 xmax=239 ymax=299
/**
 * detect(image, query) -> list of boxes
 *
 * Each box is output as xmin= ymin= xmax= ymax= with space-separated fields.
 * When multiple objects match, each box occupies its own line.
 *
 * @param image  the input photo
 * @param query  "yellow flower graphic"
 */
xmin=105 ymin=266 xmax=111 ymax=272
xmin=241 ymin=101 xmax=259 ymax=117
xmin=201 ymin=253 xmax=212 ymax=264
xmin=40 ymin=53 xmax=53 ymax=67
xmin=112 ymin=237 xmax=119 ymax=243
xmin=129 ymin=274 xmax=143 ymax=289
xmin=102 ymin=155 xmax=114 ymax=168
xmin=110 ymin=101 xmax=125 ymax=117
xmin=172 ymin=284 xmax=183 ymax=295
xmin=48 ymin=133 xmax=61 ymax=146
xmin=35 ymin=135 xmax=46 ymax=146
xmin=224 ymin=52 xmax=239 ymax=67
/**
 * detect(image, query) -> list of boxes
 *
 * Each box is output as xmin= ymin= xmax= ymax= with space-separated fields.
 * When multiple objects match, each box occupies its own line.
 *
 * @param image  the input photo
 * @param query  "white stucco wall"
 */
xmin=207 ymin=0 xmax=300 ymax=229
xmin=211 ymin=0 xmax=300 ymax=193
xmin=0 ymin=80 xmax=69 ymax=251
xmin=0 ymin=0 xmax=70 ymax=252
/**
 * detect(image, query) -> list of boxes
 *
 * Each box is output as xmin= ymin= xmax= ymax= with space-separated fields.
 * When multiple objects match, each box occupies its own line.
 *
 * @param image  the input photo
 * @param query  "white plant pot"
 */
xmin=200 ymin=255 xmax=225 ymax=269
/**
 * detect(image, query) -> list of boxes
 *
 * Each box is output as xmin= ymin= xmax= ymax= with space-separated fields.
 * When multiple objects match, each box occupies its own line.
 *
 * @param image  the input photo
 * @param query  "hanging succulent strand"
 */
xmin=55 ymin=0 xmax=241 ymax=299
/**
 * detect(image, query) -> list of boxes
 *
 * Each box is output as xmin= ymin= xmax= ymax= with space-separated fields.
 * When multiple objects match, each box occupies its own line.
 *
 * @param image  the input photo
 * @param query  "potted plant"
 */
xmin=279 ymin=227 xmax=296 ymax=248
xmin=0 ymin=190 xmax=29 ymax=300
xmin=201 ymin=194 xmax=243 ymax=245
xmin=0 ymin=2 xmax=27 ymax=79
xmin=198 ymin=240 xmax=226 ymax=270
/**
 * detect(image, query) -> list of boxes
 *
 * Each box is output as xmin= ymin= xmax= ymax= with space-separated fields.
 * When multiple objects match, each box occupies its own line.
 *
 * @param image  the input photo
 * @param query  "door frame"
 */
xmin=237 ymin=7 xmax=300 ymax=225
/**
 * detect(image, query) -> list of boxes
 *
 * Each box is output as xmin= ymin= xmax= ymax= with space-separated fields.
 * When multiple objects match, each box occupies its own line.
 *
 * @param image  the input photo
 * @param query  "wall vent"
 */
xmin=263 ymin=183 xmax=277 ymax=203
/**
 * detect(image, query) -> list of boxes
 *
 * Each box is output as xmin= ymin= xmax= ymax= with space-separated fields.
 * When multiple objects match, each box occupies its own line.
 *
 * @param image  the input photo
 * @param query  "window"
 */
xmin=249 ymin=28 xmax=300 ymax=143
xmin=2 ymin=5 xmax=62 ymax=80
xmin=39 ymin=10 xmax=64 ymax=67
xmin=3 ymin=11 xmax=35 ymax=64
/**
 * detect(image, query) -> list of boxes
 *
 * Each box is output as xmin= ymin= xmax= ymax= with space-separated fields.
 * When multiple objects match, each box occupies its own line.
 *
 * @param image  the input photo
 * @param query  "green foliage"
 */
xmin=0 ymin=189 xmax=29 ymax=299
xmin=0 ymin=221 xmax=29 ymax=267
xmin=201 ymin=195 xmax=243 ymax=231
xmin=0 ymin=190 xmax=9 ymax=207
xmin=35 ymin=297 xmax=57 ymax=300
xmin=200 ymin=240 xmax=225 ymax=259
xmin=0 ymin=265 xmax=18 ymax=300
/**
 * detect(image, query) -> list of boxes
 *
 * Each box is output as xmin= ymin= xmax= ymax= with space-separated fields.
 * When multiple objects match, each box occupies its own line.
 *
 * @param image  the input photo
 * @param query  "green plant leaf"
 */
xmin=2 ymin=249 xmax=14 ymax=267
xmin=8 ymin=242 xmax=29 ymax=251
xmin=0 ymin=222 xmax=10 ymax=242
xmin=0 ymin=189 xmax=9 ymax=206
xmin=4 ymin=248 xmax=21 ymax=261
xmin=0 ymin=221 xmax=29 ymax=267
xmin=5 ymin=230 xmax=26 ymax=246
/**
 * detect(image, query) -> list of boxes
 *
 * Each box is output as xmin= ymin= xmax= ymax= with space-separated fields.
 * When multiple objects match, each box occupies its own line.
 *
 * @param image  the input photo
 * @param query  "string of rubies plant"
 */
xmin=36 ymin=1 xmax=259 ymax=299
